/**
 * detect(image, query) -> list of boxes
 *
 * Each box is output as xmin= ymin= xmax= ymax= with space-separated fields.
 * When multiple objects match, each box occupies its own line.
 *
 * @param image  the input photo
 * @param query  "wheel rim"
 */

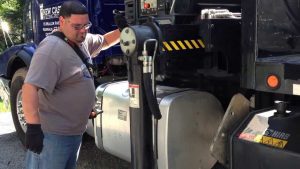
xmin=16 ymin=89 xmax=27 ymax=132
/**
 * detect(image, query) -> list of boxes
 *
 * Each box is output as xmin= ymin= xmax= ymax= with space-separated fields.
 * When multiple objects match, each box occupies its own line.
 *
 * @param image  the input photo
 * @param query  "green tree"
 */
xmin=0 ymin=0 xmax=24 ymax=52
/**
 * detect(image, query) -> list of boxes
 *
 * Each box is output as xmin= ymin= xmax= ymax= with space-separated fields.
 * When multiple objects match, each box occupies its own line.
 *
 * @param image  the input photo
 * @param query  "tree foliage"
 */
xmin=0 ymin=0 xmax=24 ymax=52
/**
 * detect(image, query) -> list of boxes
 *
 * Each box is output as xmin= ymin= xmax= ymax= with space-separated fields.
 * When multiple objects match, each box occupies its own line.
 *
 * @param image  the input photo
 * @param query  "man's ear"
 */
xmin=59 ymin=16 xmax=64 ymax=26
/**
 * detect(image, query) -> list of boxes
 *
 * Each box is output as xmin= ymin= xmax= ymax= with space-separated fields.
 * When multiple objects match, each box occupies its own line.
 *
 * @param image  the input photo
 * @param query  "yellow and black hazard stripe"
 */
xmin=162 ymin=39 xmax=205 ymax=52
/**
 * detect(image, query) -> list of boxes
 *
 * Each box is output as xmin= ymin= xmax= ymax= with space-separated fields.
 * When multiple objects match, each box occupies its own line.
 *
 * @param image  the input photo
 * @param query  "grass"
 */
xmin=0 ymin=98 xmax=9 ymax=112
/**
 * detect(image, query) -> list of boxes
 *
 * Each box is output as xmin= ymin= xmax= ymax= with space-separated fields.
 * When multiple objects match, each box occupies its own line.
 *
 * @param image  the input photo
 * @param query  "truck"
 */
xmin=117 ymin=0 xmax=300 ymax=169
xmin=1 ymin=0 xmax=300 ymax=169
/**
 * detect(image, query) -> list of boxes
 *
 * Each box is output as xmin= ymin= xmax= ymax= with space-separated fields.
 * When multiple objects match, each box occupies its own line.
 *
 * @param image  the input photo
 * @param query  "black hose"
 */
xmin=143 ymin=72 xmax=161 ymax=169
xmin=143 ymin=73 xmax=162 ymax=119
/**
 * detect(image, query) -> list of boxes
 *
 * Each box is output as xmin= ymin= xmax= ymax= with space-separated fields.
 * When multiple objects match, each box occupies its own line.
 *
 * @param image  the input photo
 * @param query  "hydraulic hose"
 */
xmin=143 ymin=72 xmax=161 ymax=169
xmin=142 ymin=38 xmax=160 ymax=169
xmin=143 ymin=73 xmax=162 ymax=120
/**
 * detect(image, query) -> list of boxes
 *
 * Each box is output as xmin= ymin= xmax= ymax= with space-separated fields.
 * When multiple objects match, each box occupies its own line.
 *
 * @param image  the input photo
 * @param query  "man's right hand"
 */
xmin=25 ymin=124 xmax=44 ymax=154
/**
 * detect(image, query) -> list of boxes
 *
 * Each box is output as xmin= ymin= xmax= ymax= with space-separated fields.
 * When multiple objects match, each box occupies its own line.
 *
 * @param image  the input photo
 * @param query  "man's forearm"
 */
xmin=102 ymin=29 xmax=120 ymax=50
xmin=22 ymin=83 xmax=40 ymax=124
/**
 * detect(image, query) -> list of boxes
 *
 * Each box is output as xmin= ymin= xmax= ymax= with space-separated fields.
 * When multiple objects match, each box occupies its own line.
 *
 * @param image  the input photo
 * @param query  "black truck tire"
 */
xmin=10 ymin=68 xmax=28 ymax=145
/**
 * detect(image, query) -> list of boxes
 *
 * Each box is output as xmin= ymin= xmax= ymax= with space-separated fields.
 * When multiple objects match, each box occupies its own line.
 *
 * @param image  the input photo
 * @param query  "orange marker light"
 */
xmin=267 ymin=74 xmax=280 ymax=89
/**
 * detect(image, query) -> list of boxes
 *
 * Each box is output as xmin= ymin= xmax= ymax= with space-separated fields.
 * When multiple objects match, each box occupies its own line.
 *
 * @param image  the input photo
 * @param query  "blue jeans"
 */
xmin=25 ymin=133 xmax=83 ymax=169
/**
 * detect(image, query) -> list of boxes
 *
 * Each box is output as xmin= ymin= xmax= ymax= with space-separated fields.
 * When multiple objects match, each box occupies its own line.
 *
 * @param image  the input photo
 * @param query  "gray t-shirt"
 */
xmin=25 ymin=33 xmax=104 ymax=135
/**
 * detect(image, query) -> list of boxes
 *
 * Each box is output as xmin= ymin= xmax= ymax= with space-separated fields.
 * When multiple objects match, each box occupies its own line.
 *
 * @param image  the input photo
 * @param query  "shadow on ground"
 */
xmin=78 ymin=135 xmax=131 ymax=169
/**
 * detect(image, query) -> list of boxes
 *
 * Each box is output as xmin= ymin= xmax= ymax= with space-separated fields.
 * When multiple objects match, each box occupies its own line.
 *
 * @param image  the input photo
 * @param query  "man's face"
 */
xmin=59 ymin=14 xmax=91 ymax=44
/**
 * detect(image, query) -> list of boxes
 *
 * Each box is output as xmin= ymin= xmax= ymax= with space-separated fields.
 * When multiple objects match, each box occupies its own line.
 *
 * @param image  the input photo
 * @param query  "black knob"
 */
xmin=274 ymin=101 xmax=288 ymax=117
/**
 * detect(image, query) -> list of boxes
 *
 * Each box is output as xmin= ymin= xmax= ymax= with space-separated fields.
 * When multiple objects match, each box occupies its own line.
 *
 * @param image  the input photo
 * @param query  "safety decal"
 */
xmin=293 ymin=83 xmax=300 ymax=96
xmin=129 ymin=84 xmax=140 ymax=108
xmin=162 ymin=39 xmax=205 ymax=52
xmin=254 ymin=135 xmax=288 ymax=149
xmin=239 ymin=132 xmax=256 ymax=141
xmin=118 ymin=109 xmax=128 ymax=121
xmin=239 ymin=127 xmax=290 ymax=149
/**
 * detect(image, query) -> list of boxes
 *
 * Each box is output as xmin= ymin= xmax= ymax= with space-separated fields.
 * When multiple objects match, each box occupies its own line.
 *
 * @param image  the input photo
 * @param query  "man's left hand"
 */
xmin=89 ymin=111 xmax=98 ymax=119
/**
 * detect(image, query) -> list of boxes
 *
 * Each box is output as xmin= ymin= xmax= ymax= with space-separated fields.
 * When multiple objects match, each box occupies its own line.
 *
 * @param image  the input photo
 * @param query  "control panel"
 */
xmin=140 ymin=0 xmax=158 ymax=16
xmin=140 ymin=0 xmax=171 ymax=16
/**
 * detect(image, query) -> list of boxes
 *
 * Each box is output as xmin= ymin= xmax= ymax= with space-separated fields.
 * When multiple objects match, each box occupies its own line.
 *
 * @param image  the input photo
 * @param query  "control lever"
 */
xmin=274 ymin=100 xmax=288 ymax=117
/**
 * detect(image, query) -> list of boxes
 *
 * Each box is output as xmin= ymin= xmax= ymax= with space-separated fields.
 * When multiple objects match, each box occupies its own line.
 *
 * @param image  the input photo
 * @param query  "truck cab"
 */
xmin=113 ymin=0 xmax=300 ymax=168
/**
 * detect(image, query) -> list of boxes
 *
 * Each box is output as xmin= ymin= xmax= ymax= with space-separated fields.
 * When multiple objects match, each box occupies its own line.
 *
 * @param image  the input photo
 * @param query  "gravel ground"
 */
xmin=0 ymin=112 xmax=130 ymax=169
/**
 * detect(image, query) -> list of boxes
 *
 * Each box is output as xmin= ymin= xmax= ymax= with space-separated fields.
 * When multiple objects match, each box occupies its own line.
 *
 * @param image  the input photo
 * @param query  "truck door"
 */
xmin=88 ymin=0 xmax=124 ymax=64
xmin=31 ymin=0 xmax=125 ymax=64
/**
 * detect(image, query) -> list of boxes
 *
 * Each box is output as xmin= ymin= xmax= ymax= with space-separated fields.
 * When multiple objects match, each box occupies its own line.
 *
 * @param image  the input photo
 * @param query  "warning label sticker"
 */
xmin=238 ymin=110 xmax=290 ymax=149
xmin=129 ymin=84 xmax=140 ymax=108
xmin=254 ymin=135 xmax=288 ymax=149
xmin=293 ymin=84 xmax=300 ymax=96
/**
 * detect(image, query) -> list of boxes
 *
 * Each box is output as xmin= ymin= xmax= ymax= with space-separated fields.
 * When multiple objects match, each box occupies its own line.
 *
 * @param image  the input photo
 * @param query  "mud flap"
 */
xmin=210 ymin=93 xmax=250 ymax=166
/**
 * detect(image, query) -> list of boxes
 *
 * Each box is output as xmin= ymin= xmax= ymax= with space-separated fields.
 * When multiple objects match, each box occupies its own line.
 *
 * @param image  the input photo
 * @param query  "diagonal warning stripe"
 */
xmin=177 ymin=41 xmax=187 ymax=50
xmin=191 ymin=40 xmax=200 ymax=49
xmin=184 ymin=40 xmax=193 ymax=49
xmin=198 ymin=39 xmax=206 ymax=48
xmin=170 ymin=41 xmax=180 ymax=50
xmin=163 ymin=42 xmax=173 ymax=51
xmin=161 ymin=39 xmax=206 ymax=52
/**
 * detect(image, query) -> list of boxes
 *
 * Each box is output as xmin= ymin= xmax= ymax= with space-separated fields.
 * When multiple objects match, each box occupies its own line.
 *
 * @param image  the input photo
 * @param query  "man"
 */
xmin=22 ymin=1 xmax=127 ymax=168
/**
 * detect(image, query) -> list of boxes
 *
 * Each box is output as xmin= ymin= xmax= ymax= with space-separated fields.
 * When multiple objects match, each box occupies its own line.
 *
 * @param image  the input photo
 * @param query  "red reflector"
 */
xmin=144 ymin=3 xmax=150 ymax=9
